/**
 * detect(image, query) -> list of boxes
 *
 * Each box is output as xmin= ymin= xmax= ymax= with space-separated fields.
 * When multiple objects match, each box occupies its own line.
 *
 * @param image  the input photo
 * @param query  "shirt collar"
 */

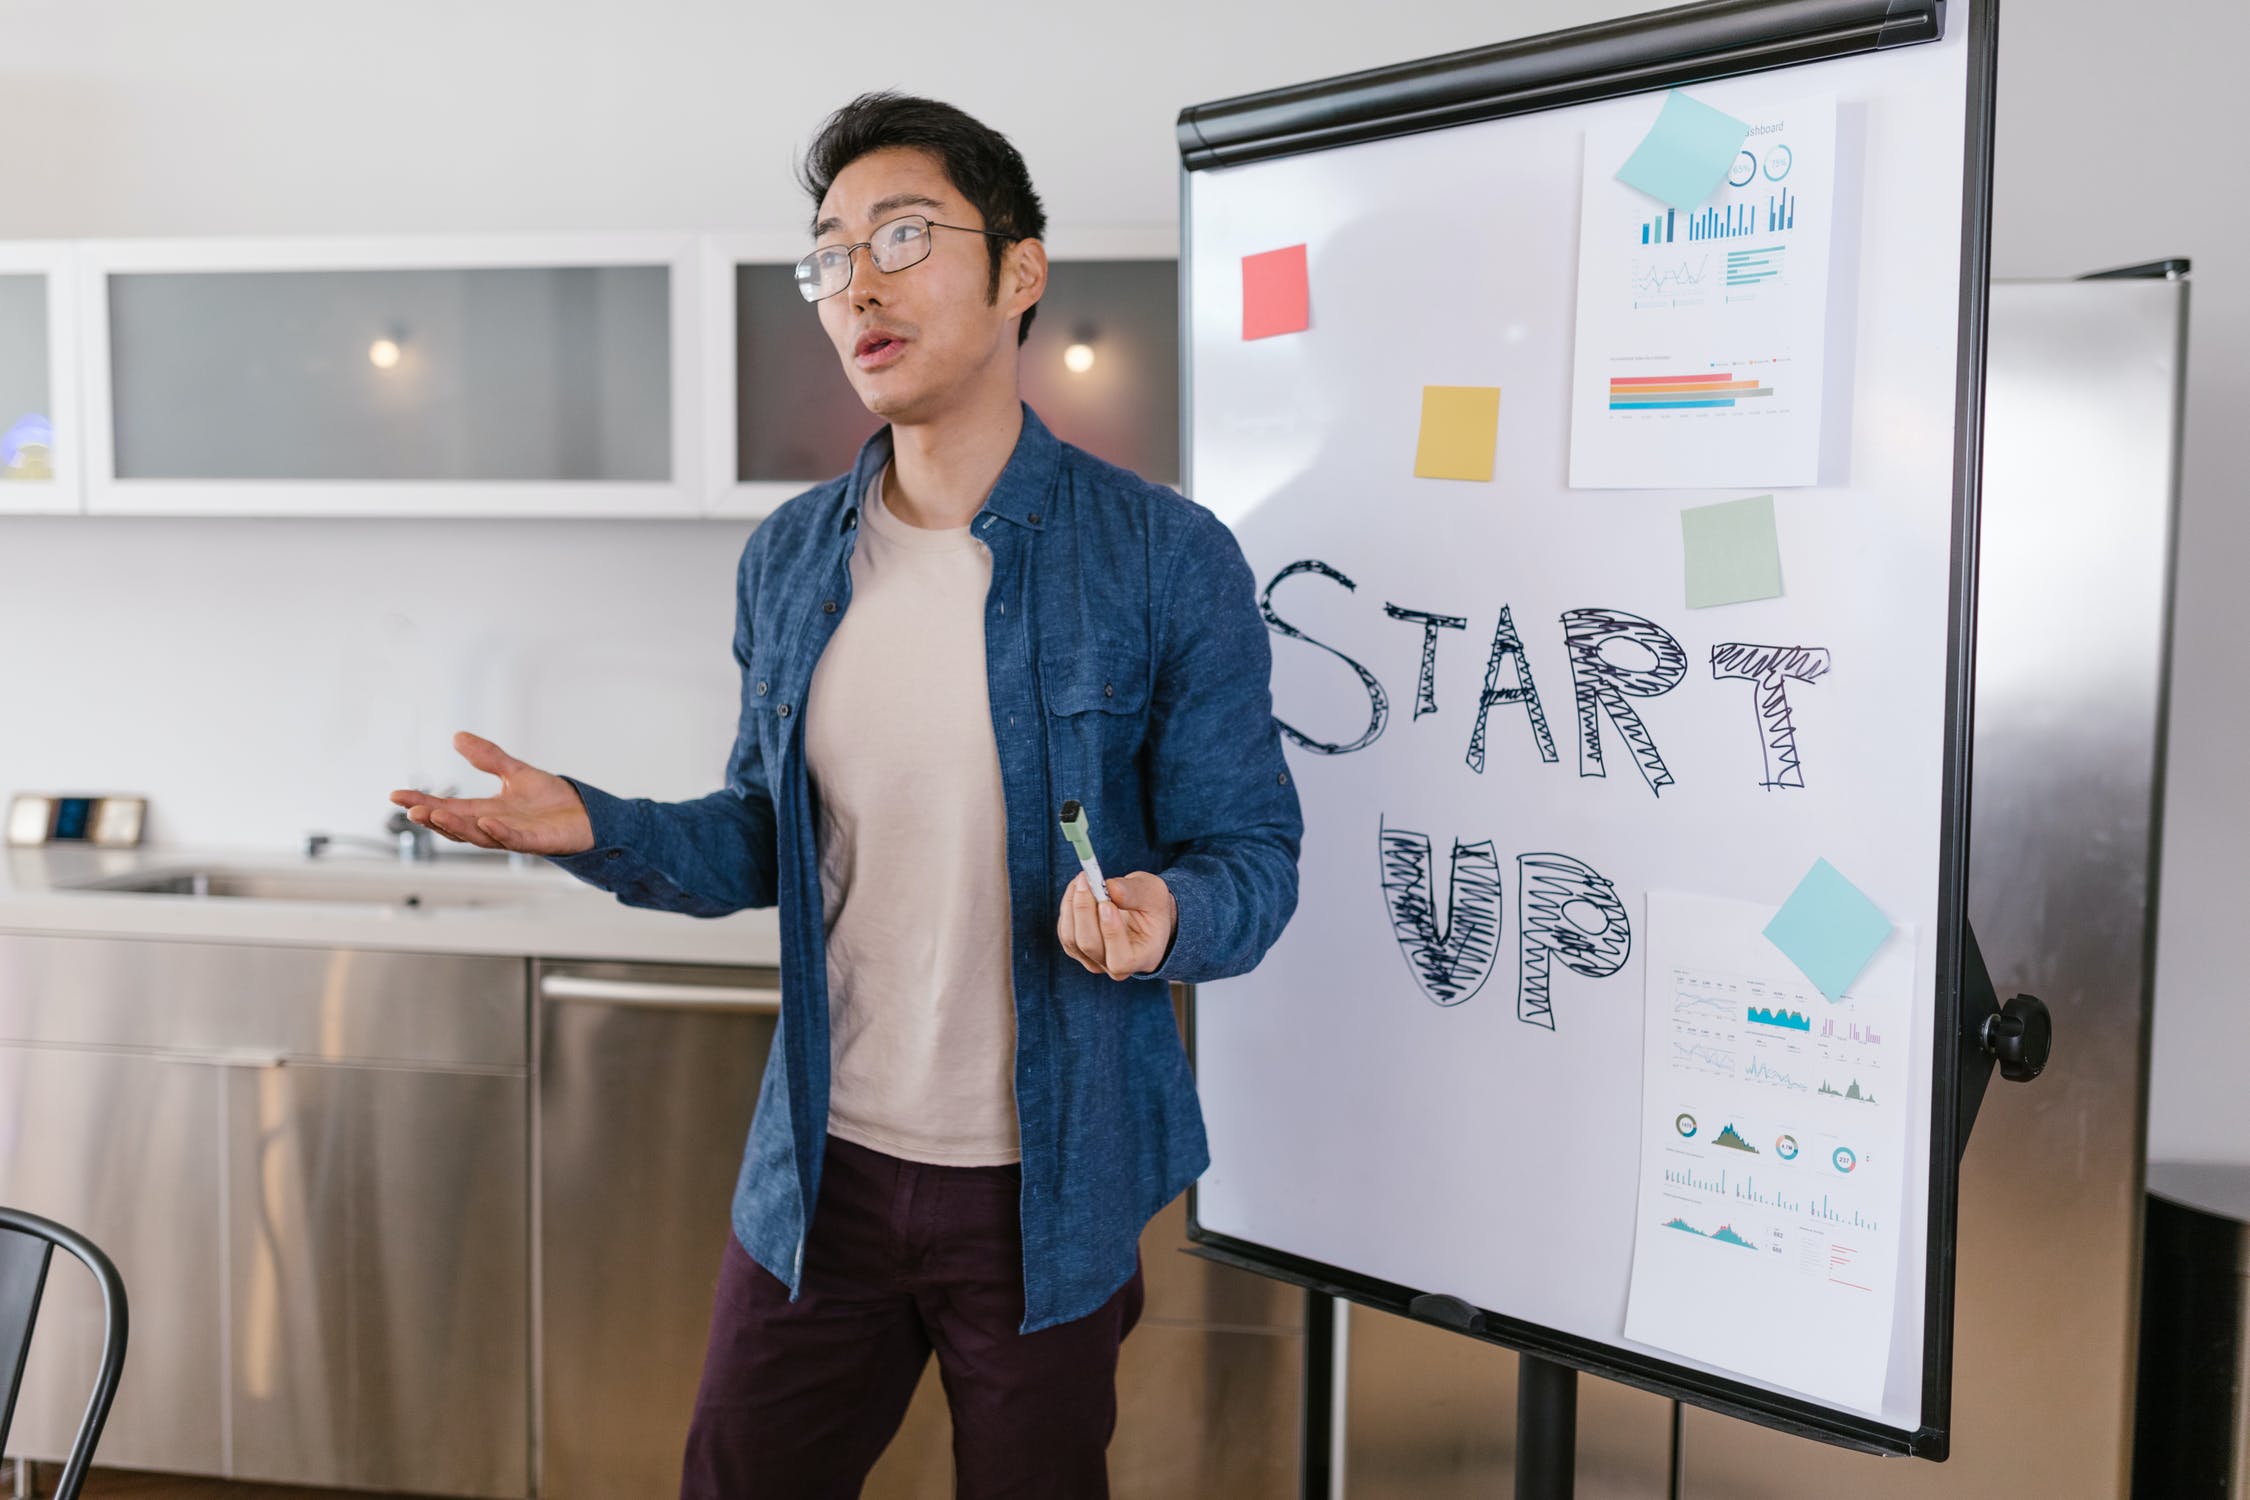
xmin=838 ymin=401 xmax=1059 ymax=536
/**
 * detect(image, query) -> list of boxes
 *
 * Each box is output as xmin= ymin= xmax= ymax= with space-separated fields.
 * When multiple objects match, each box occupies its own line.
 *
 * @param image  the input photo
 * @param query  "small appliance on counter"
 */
xmin=6 ymin=792 xmax=148 ymax=847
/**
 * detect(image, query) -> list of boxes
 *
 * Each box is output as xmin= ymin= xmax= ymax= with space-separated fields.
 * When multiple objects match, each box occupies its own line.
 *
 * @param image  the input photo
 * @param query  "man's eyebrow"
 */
xmin=810 ymin=192 xmax=948 ymax=241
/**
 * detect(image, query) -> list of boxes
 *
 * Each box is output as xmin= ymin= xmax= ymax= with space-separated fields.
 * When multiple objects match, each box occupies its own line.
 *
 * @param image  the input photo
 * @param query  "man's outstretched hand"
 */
xmin=388 ymin=731 xmax=595 ymax=856
xmin=1056 ymin=869 xmax=1177 ymax=981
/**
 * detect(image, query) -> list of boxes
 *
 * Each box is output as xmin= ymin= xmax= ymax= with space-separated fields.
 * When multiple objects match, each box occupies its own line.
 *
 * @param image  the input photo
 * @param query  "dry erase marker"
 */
xmin=1059 ymin=800 xmax=1110 ymax=904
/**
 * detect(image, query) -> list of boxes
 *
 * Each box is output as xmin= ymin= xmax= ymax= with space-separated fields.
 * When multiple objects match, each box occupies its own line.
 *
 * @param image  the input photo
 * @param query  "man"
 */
xmin=390 ymin=91 xmax=1301 ymax=1497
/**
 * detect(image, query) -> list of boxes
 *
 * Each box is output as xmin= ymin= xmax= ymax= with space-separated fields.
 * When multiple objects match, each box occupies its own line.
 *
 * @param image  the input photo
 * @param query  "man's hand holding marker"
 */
xmin=1056 ymin=799 xmax=1177 ymax=981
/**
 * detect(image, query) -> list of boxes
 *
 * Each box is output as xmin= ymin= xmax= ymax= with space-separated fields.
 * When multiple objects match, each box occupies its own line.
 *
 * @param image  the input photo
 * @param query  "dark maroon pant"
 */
xmin=678 ymin=1133 xmax=1145 ymax=1499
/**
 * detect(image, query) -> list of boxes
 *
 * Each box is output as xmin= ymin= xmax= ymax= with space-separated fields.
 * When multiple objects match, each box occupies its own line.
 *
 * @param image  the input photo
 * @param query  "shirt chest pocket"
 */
xmin=1039 ymin=637 xmax=1150 ymax=720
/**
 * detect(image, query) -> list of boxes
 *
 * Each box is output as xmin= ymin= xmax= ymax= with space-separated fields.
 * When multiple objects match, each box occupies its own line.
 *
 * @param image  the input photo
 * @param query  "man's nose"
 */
xmin=850 ymin=247 xmax=886 ymax=310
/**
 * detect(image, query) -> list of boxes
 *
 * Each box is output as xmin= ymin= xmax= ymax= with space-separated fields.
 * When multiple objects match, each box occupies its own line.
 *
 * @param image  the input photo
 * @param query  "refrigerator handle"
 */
xmin=537 ymin=973 xmax=781 ymax=1013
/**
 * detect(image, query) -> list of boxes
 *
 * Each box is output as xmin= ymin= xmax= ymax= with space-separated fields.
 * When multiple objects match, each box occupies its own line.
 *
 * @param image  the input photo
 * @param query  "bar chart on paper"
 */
xmin=1572 ymin=94 xmax=1840 ymax=487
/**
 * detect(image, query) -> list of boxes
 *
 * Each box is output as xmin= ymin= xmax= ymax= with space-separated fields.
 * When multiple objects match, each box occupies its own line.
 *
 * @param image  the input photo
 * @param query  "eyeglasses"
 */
xmin=793 ymin=213 xmax=1019 ymax=303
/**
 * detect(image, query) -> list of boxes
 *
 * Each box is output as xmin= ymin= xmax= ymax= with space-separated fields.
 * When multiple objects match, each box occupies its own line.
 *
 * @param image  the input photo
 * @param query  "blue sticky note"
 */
xmin=1763 ymin=859 xmax=1894 ymax=1001
xmin=1616 ymin=90 xmax=1753 ymax=212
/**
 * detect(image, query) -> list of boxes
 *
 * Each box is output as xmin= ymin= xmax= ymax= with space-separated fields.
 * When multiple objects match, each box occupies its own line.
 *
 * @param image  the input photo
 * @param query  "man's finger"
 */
xmin=1057 ymin=877 xmax=1094 ymax=970
xmin=453 ymin=729 xmax=524 ymax=780
xmin=1097 ymin=898 xmax=1135 ymax=981
xmin=1069 ymin=879 xmax=1106 ymax=972
xmin=425 ymin=805 xmax=501 ymax=849
xmin=1111 ymin=870 xmax=1162 ymax=913
xmin=417 ymin=806 xmax=469 ymax=844
xmin=415 ymin=808 xmax=465 ymax=843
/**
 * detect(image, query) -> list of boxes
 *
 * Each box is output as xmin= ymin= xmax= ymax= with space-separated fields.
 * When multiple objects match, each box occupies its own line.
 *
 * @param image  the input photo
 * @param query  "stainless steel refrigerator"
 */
xmin=1337 ymin=265 xmax=2190 ymax=1500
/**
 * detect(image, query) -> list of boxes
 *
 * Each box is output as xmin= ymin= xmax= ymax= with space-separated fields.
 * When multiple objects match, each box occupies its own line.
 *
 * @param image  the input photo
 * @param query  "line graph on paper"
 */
xmin=1671 ymin=988 xmax=1736 ymax=1023
xmin=1630 ymin=255 xmax=1712 ymax=310
xmin=1671 ymin=1041 xmax=1738 ymax=1078
xmin=1741 ymin=1056 xmax=1810 ymax=1092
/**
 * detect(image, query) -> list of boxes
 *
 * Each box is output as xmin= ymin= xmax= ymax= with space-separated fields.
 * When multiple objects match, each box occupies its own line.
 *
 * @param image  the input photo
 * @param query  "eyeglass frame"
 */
xmin=793 ymin=213 xmax=1025 ymax=304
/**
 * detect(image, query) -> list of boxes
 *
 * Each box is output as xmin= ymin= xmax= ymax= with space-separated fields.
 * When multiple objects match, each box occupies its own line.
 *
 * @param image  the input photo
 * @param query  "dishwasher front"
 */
xmin=533 ymin=957 xmax=779 ymax=1499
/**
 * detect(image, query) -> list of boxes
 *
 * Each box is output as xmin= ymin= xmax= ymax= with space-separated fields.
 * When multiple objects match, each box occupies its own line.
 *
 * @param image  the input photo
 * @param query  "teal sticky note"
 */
xmin=1616 ymin=90 xmax=1753 ymax=212
xmin=1764 ymin=860 xmax=1894 ymax=1002
xmin=1681 ymin=494 xmax=1782 ymax=608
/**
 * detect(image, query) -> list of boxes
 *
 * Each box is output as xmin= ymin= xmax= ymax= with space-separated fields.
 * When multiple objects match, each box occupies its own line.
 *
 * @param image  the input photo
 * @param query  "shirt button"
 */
xmin=822 ymin=600 xmax=837 ymax=614
xmin=1028 ymin=512 xmax=1041 ymax=525
xmin=1277 ymin=771 xmax=1289 ymax=785
xmin=756 ymin=680 xmax=768 ymax=695
xmin=1104 ymin=681 xmax=1114 ymax=697
xmin=604 ymin=849 xmax=622 ymax=861
xmin=777 ymin=703 xmax=792 ymax=718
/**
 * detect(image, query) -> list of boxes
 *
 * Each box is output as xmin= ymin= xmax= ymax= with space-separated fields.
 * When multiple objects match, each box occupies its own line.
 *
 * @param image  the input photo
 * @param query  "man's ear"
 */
xmin=1006 ymin=237 xmax=1049 ymax=323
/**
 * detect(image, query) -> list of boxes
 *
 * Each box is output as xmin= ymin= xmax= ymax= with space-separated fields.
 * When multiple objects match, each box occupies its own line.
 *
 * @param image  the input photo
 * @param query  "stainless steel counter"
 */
xmin=0 ymin=842 xmax=779 ymax=967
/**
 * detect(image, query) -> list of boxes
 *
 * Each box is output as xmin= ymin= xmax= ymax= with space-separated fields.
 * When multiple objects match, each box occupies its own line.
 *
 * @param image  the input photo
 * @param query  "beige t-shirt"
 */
xmin=802 ymin=464 xmax=1020 ymax=1166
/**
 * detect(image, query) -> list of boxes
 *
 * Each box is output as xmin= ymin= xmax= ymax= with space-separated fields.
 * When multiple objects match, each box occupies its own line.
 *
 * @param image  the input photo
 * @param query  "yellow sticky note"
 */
xmin=1413 ymin=385 xmax=1501 ymax=482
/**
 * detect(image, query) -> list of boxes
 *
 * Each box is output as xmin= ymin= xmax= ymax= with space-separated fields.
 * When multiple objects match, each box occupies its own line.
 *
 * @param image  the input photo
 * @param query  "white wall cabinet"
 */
xmin=705 ymin=225 xmax=1179 ymax=519
xmin=0 ymin=228 xmax=1176 ymax=519
xmin=0 ymin=242 xmax=83 ymax=515
xmin=78 ymin=234 xmax=703 ymax=518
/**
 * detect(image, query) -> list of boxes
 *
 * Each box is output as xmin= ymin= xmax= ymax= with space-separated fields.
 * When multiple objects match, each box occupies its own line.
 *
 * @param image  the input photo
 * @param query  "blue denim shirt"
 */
xmin=546 ymin=403 xmax=1302 ymax=1331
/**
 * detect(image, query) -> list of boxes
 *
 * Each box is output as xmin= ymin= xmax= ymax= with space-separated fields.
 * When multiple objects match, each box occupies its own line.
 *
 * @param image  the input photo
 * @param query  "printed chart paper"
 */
xmin=1625 ymin=890 xmax=1914 ymax=1413
xmin=1571 ymin=96 xmax=1840 ymax=489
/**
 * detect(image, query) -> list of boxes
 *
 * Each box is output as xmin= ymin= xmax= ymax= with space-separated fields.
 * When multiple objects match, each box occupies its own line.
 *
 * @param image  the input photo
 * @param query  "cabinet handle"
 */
xmin=188 ymin=1049 xmax=286 ymax=1070
xmin=538 ymin=974 xmax=781 ymax=1013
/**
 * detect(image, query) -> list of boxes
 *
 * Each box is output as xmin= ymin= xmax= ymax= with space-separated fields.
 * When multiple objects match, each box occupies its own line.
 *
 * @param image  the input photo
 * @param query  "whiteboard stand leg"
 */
xmin=1517 ymin=1354 xmax=1577 ymax=1500
xmin=1300 ymin=1288 xmax=1336 ymax=1499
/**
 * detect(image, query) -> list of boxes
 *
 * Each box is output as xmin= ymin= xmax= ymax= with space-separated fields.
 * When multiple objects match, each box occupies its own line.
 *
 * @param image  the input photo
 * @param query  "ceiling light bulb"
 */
xmin=1063 ymin=342 xmax=1096 ymax=374
xmin=369 ymin=338 xmax=402 ymax=369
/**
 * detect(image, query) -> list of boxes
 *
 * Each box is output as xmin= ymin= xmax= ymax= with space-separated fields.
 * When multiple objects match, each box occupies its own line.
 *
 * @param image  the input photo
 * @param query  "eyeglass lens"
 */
xmin=795 ymin=215 xmax=934 ymax=302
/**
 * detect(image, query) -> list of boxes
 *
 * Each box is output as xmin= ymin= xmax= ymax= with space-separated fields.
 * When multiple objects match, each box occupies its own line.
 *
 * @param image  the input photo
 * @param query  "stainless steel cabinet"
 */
xmin=0 ymin=934 xmax=530 ymax=1498
xmin=0 ymin=1043 xmax=226 ymax=1475
xmin=222 ymin=1059 xmax=528 ymax=1495
xmin=533 ymin=959 xmax=779 ymax=1500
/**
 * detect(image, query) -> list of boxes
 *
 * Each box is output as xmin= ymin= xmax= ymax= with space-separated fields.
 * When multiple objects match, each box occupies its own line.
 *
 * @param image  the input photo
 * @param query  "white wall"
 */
xmin=1 ymin=0 xmax=2242 ymax=1155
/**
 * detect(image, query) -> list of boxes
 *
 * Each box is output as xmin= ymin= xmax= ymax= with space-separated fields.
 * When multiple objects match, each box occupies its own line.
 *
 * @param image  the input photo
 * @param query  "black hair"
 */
xmin=797 ymin=91 xmax=1047 ymax=345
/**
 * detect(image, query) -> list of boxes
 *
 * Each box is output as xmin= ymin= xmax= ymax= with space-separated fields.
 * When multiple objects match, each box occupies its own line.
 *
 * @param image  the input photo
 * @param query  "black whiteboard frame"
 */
xmin=1176 ymin=0 xmax=1996 ymax=1461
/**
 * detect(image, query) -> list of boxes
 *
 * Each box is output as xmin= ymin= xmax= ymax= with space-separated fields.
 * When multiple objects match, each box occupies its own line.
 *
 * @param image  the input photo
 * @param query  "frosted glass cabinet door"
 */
xmin=702 ymin=232 xmax=1177 ymax=517
xmin=83 ymin=237 xmax=701 ymax=516
xmin=0 ymin=247 xmax=81 ymax=514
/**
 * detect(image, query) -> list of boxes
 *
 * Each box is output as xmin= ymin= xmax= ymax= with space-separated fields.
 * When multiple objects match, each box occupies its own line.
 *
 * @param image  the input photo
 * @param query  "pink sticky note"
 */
xmin=1242 ymin=245 xmax=1310 ymax=340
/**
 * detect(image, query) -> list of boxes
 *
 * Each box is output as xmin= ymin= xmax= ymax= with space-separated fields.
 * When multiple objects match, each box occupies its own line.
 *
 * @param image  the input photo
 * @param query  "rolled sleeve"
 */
xmin=1132 ymin=507 xmax=1303 ymax=984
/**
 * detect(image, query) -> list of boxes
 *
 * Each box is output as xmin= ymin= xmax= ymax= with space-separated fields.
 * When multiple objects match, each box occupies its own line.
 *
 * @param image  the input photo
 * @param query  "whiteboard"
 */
xmin=1183 ymin=0 xmax=1988 ymax=1452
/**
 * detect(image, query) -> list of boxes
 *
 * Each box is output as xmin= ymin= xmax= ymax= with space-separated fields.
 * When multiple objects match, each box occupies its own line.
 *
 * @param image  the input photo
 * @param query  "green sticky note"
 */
xmin=1681 ymin=494 xmax=1782 ymax=608
xmin=1616 ymin=89 xmax=1752 ymax=212
xmin=1764 ymin=859 xmax=1894 ymax=1002
xmin=1413 ymin=385 xmax=1501 ymax=482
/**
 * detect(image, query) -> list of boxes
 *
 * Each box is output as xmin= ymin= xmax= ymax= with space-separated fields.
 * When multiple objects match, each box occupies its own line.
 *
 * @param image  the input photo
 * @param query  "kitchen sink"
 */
xmin=63 ymin=865 xmax=547 ymax=910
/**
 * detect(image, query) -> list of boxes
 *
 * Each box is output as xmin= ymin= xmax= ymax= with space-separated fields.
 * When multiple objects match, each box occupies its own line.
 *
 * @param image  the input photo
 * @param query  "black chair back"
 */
xmin=0 ymin=1207 xmax=129 ymax=1500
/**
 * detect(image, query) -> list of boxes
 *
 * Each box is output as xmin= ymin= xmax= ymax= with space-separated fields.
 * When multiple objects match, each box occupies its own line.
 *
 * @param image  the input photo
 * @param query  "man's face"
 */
xmin=810 ymin=146 xmax=1041 ymax=424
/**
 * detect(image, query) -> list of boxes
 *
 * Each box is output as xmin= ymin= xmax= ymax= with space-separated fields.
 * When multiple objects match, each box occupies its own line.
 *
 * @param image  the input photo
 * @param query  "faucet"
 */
xmin=305 ymin=786 xmax=456 ymax=863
